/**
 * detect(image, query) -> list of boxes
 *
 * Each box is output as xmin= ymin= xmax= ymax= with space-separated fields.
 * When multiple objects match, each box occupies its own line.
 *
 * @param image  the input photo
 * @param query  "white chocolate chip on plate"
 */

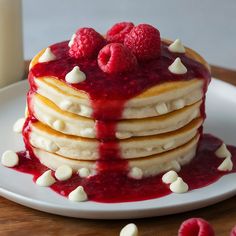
xmin=217 ymin=157 xmax=233 ymax=172
xmin=78 ymin=168 xmax=90 ymax=178
xmin=55 ymin=165 xmax=73 ymax=181
xmin=13 ymin=118 xmax=25 ymax=133
xmin=36 ymin=170 xmax=56 ymax=187
xmin=68 ymin=186 xmax=88 ymax=202
xmin=170 ymin=177 xmax=189 ymax=193
xmin=1 ymin=150 xmax=19 ymax=167
xmin=128 ymin=167 xmax=143 ymax=180
xmin=162 ymin=170 xmax=178 ymax=184
xmin=215 ymin=143 xmax=231 ymax=158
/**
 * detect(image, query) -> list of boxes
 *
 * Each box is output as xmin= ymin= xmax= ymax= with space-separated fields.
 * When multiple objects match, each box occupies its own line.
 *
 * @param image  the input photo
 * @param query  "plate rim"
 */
xmin=0 ymin=77 xmax=236 ymax=219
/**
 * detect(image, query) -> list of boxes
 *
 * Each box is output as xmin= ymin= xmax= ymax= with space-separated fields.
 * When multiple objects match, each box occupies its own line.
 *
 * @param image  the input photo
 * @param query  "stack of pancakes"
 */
xmin=26 ymin=45 xmax=209 ymax=177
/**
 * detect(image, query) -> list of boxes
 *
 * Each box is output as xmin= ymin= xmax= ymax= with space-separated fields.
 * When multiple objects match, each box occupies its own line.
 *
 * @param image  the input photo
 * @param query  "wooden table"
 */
xmin=1 ymin=64 xmax=236 ymax=236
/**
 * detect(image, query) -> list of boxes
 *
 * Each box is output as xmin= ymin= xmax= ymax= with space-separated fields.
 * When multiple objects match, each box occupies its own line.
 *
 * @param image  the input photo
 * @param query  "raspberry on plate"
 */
xmin=124 ymin=24 xmax=161 ymax=61
xmin=69 ymin=27 xmax=105 ymax=59
xmin=97 ymin=43 xmax=137 ymax=74
xmin=231 ymin=226 xmax=236 ymax=236
xmin=106 ymin=22 xmax=134 ymax=43
xmin=178 ymin=218 xmax=215 ymax=236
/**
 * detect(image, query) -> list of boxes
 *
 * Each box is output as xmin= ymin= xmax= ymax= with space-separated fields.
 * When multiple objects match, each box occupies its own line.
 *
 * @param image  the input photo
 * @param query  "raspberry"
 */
xmin=231 ymin=226 xmax=236 ymax=236
xmin=106 ymin=22 xmax=134 ymax=43
xmin=178 ymin=218 xmax=215 ymax=236
xmin=124 ymin=24 xmax=161 ymax=60
xmin=97 ymin=43 xmax=137 ymax=74
xmin=69 ymin=27 xmax=105 ymax=59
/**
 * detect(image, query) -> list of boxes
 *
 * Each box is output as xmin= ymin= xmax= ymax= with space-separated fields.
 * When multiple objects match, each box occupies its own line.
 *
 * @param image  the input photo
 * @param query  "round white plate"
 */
xmin=0 ymin=78 xmax=236 ymax=219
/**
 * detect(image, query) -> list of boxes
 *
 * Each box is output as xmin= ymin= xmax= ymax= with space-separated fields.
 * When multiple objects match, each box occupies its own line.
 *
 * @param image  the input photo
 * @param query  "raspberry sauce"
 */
xmin=14 ymin=134 xmax=236 ymax=203
xmin=12 ymin=40 xmax=231 ymax=203
xmin=31 ymin=41 xmax=210 ymax=121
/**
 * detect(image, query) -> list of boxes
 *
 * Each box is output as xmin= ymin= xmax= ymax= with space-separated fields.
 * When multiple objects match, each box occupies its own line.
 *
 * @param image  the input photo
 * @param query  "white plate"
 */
xmin=0 ymin=78 xmax=236 ymax=219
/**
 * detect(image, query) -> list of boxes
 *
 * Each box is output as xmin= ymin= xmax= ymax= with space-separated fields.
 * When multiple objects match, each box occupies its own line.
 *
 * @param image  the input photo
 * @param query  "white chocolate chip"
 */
xmin=68 ymin=33 xmax=76 ymax=47
xmin=46 ymin=141 xmax=59 ymax=152
xmin=215 ymin=143 xmax=231 ymax=158
xmin=120 ymin=223 xmax=138 ymax=236
xmin=168 ymin=39 xmax=186 ymax=53
xmin=59 ymin=100 xmax=73 ymax=110
xmin=162 ymin=170 xmax=178 ymax=184
xmin=170 ymin=177 xmax=189 ymax=193
xmin=173 ymin=99 xmax=185 ymax=110
xmin=36 ymin=170 xmax=56 ymax=187
xmin=80 ymin=105 xmax=93 ymax=116
xmin=145 ymin=147 xmax=153 ymax=152
xmin=38 ymin=48 xmax=56 ymax=63
xmin=156 ymin=102 xmax=168 ymax=115
xmin=116 ymin=132 xmax=132 ymax=139
xmin=31 ymin=136 xmax=59 ymax=152
xmin=128 ymin=167 xmax=143 ymax=180
xmin=192 ymin=109 xmax=199 ymax=119
xmin=80 ymin=128 xmax=95 ymax=138
xmin=78 ymin=168 xmax=90 ymax=178
xmin=163 ymin=140 xmax=175 ymax=150
xmin=53 ymin=120 xmax=65 ymax=131
xmin=171 ymin=160 xmax=181 ymax=172
xmin=1 ymin=150 xmax=19 ymax=167
xmin=44 ymin=116 xmax=54 ymax=125
xmin=65 ymin=66 xmax=86 ymax=84
xmin=68 ymin=186 xmax=88 ymax=202
xmin=217 ymin=157 xmax=233 ymax=172
xmin=81 ymin=150 xmax=92 ymax=156
xmin=13 ymin=118 xmax=25 ymax=133
xmin=55 ymin=165 xmax=73 ymax=181
xmin=168 ymin=58 xmax=187 ymax=75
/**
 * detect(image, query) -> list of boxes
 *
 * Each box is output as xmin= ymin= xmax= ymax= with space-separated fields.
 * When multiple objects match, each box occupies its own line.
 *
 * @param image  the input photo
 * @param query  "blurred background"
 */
xmin=23 ymin=0 xmax=236 ymax=69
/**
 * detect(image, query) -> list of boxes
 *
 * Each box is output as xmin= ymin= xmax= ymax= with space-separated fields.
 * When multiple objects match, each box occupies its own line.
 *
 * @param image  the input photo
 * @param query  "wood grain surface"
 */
xmin=1 ymin=63 xmax=236 ymax=236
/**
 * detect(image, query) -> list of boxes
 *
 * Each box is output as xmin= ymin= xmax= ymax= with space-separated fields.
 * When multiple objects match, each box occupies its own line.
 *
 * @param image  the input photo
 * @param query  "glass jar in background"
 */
xmin=0 ymin=0 xmax=24 ymax=88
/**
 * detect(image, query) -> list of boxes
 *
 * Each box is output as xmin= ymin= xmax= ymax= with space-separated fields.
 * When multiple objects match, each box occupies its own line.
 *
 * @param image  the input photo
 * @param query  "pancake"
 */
xmin=35 ymin=76 xmax=203 ymax=119
xmin=30 ymin=92 xmax=202 ymax=139
xmin=29 ymin=118 xmax=202 ymax=160
xmin=32 ymin=134 xmax=200 ymax=177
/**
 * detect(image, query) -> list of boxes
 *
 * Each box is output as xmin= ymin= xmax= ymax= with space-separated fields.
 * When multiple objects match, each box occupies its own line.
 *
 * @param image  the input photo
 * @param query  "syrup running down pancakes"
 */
xmin=3 ymin=23 xmax=236 ymax=203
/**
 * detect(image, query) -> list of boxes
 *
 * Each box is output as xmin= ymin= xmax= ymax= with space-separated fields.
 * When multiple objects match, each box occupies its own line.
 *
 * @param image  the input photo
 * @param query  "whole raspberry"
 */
xmin=106 ymin=22 xmax=134 ymax=43
xmin=231 ymin=226 xmax=236 ymax=236
xmin=97 ymin=43 xmax=137 ymax=74
xmin=178 ymin=218 xmax=215 ymax=236
xmin=124 ymin=24 xmax=161 ymax=60
xmin=69 ymin=27 xmax=105 ymax=59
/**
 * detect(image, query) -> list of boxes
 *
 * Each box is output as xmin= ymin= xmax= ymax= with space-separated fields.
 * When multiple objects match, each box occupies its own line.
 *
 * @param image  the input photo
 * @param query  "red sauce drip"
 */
xmin=14 ymin=134 xmax=236 ymax=203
